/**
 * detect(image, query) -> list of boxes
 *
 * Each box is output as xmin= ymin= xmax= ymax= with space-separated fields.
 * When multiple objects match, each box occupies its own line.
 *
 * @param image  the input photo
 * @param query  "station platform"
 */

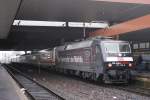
xmin=136 ymin=72 xmax=150 ymax=78
xmin=135 ymin=71 xmax=150 ymax=88
xmin=0 ymin=65 xmax=27 ymax=100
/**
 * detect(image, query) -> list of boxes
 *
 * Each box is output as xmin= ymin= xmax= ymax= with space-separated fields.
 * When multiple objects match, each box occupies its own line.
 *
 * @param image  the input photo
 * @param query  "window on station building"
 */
xmin=139 ymin=43 xmax=146 ymax=49
xmin=68 ymin=22 xmax=109 ymax=28
xmin=146 ymin=42 xmax=149 ymax=48
xmin=13 ymin=20 xmax=66 ymax=27
xmin=133 ymin=44 xmax=138 ymax=49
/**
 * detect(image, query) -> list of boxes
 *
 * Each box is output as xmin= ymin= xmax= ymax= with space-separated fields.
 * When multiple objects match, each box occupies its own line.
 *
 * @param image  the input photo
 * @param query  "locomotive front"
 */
xmin=101 ymin=40 xmax=133 ymax=83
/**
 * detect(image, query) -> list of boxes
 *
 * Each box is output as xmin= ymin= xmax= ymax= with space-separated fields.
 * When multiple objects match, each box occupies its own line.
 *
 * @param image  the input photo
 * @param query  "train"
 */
xmin=11 ymin=36 xmax=134 ymax=83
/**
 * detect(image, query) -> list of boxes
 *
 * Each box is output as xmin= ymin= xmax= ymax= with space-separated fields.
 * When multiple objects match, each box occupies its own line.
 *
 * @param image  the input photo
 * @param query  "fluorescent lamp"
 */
xmin=13 ymin=20 xmax=66 ymax=27
xmin=68 ymin=22 xmax=109 ymax=28
xmin=85 ymin=22 xmax=108 ymax=28
xmin=68 ymin=22 xmax=85 ymax=27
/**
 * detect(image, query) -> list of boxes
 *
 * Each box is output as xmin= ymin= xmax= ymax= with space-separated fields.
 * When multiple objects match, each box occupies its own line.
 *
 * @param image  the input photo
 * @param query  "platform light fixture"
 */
xmin=26 ymin=51 xmax=31 ymax=54
xmin=68 ymin=22 xmax=84 ymax=27
xmin=68 ymin=21 xmax=109 ymax=28
xmin=13 ymin=20 xmax=109 ymax=28
xmin=13 ymin=20 xmax=66 ymax=27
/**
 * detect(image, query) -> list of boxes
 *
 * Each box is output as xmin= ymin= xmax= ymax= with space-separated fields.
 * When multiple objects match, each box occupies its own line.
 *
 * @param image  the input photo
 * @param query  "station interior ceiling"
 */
xmin=0 ymin=0 xmax=150 ymax=50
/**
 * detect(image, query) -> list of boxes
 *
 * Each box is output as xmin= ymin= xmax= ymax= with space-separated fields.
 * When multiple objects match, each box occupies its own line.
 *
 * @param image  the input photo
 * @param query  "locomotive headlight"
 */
xmin=108 ymin=63 xmax=112 ymax=68
xmin=129 ymin=63 xmax=132 ymax=67
xmin=118 ymin=53 xmax=122 ymax=57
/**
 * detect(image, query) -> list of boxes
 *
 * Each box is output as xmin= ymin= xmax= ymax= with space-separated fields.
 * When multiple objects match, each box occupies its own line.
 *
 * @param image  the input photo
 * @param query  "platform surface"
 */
xmin=0 ymin=65 xmax=22 ymax=100
xmin=136 ymin=71 xmax=150 ymax=78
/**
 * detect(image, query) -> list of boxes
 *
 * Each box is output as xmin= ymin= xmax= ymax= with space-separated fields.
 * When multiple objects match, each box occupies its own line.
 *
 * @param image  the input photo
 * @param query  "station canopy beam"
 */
xmin=89 ymin=14 xmax=150 ymax=37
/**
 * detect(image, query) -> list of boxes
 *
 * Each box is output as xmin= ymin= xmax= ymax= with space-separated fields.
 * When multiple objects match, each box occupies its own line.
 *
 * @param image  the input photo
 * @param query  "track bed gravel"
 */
xmin=27 ymin=69 xmax=150 ymax=100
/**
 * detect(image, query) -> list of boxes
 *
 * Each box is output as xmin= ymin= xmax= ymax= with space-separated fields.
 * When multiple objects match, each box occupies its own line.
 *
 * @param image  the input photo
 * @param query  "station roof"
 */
xmin=0 ymin=0 xmax=21 ymax=39
xmin=0 ymin=0 xmax=150 ymax=50
xmin=16 ymin=0 xmax=150 ymax=23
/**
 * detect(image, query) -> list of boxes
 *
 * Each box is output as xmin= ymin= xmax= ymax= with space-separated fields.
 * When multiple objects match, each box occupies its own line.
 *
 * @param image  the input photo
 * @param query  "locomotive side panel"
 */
xmin=57 ymin=47 xmax=95 ymax=72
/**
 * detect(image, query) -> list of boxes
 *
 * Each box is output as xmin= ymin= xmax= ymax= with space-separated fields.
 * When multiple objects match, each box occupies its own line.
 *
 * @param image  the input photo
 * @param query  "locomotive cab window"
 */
xmin=119 ymin=43 xmax=131 ymax=53
xmin=104 ymin=42 xmax=131 ymax=53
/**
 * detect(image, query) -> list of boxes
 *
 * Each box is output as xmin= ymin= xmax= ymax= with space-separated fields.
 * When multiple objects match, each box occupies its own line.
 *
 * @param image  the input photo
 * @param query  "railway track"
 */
xmin=44 ymin=67 xmax=150 ymax=97
xmin=30 ymin=67 xmax=150 ymax=100
xmin=47 ymin=68 xmax=150 ymax=98
xmin=4 ymin=64 xmax=65 ymax=100
xmin=6 ymin=64 xmax=150 ymax=100
xmin=105 ymin=84 xmax=150 ymax=97
xmin=78 ymin=75 xmax=150 ymax=97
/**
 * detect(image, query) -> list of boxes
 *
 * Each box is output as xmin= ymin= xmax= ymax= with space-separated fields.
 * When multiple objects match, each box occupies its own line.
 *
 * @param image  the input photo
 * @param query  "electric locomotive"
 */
xmin=54 ymin=36 xmax=133 ymax=83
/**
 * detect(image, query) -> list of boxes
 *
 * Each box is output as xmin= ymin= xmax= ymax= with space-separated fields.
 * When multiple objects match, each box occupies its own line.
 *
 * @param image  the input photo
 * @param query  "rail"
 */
xmin=4 ymin=64 xmax=65 ymax=100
